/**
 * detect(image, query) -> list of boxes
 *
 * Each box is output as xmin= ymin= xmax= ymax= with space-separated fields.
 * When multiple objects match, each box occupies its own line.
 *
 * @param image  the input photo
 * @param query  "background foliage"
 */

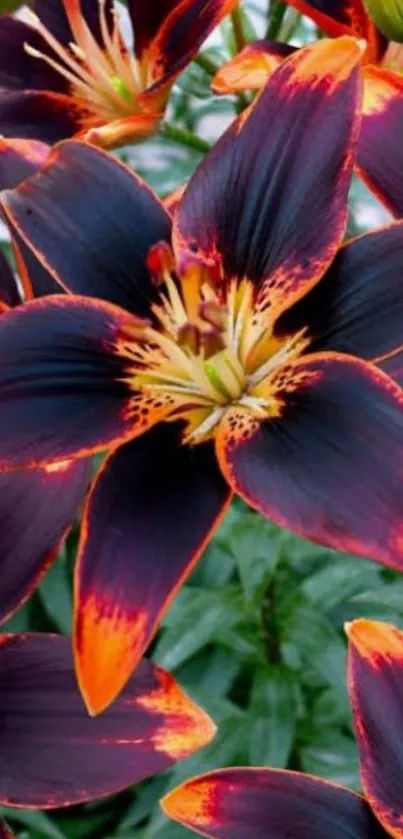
xmin=0 ymin=0 xmax=396 ymax=837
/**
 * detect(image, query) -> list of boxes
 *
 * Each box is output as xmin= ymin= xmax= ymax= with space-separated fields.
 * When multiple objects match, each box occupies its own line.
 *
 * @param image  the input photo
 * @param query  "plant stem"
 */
xmin=159 ymin=121 xmax=211 ymax=153
xmin=194 ymin=52 xmax=220 ymax=75
xmin=231 ymin=6 xmax=247 ymax=52
xmin=266 ymin=0 xmax=287 ymax=40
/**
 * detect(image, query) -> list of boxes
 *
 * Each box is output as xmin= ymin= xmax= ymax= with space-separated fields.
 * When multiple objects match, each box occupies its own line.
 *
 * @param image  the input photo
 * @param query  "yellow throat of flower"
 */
xmin=118 ymin=242 xmax=310 ymax=445
xmin=24 ymin=0 xmax=153 ymax=124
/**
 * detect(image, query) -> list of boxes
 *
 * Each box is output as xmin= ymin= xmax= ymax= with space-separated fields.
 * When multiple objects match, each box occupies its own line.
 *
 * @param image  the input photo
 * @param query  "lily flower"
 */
xmin=3 ymin=38 xmax=403 ymax=717
xmin=0 ymin=0 xmax=238 ymax=149
xmin=161 ymin=618 xmax=403 ymax=839
xmin=0 ymin=632 xmax=215 ymax=807
xmin=213 ymin=0 xmax=403 ymax=217
xmin=0 ymin=137 xmax=91 ymax=626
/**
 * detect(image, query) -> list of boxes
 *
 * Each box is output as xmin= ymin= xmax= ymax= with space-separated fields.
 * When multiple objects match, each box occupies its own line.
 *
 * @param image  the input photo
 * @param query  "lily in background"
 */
xmin=0 ymin=632 xmax=214 ymax=808
xmin=0 ymin=0 xmax=238 ymax=148
xmin=213 ymin=0 xmax=403 ymax=217
xmin=4 ymin=38 xmax=403 ymax=717
xmin=162 ymin=618 xmax=403 ymax=839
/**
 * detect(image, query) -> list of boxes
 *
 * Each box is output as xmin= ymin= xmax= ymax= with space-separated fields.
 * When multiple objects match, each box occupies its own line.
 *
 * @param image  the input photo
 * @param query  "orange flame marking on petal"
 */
xmin=135 ymin=666 xmax=217 ymax=760
xmin=346 ymin=618 xmax=403 ymax=660
xmin=43 ymin=459 xmax=73 ymax=474
xmin=162 ymin=778 xmax=220 ymax=830
xmin=75 ymin=594 xmax=149 ymax=716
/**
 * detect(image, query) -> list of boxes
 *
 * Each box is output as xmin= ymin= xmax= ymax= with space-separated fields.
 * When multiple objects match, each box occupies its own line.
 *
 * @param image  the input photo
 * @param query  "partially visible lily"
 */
xmin=0 ymin=632 xmax=215 ymax=807
xmin=213 ymin=0 xmax=403 ymax=217
xmin=0 ymin=0 xmax=238 ymax=148
xmin=0 ymin=137 xmax=90 ymax=627
xmin=161 ymin=619 xmax=403 ymax=839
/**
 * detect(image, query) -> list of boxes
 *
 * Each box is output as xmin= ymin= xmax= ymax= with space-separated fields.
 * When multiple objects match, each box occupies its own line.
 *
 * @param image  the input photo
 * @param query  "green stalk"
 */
xmin=159 ymin=122 xmax=211 ymax=153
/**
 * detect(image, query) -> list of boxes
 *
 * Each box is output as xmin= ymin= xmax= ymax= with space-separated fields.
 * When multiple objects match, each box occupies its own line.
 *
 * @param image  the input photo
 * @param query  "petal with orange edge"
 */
xmin=0 ymin=90 xmax=93 ymax=144
xmin=211 ymin=41 xmax=295 ymax=95
xmin=216 ymin=353 xmax=403 ymax=570
xmin=161 ymin=767 xmax=387 ymax=839
xmin=0 ymin=295 xmax=142 ymax=469
xmin=347 ymin=619 xmax=403 ymax=839
xmin=174 ymin=38 xmax=361 ymax=319
xmin=0 ymin=137 xmax=59 ymax=299
xmin=283 ymin=0 xmax=384 ymax=47
xmin=1 ymin=140 xmax=171 ymax=315
xmin=0 ymin=633 xmax=215 ymax=807
xmin=0 ymin=137 xmax=50 ymax=190
xmin=127 ymin=0 xmax=181 ymax=60
xmin=357 ymin=66 xmax=403 ymax=217
xmin=144 ymin=0 xmax=239 ymax=93
xmin=275 ymin=220 xmax=403 ymax=383
xmin=74 ymin=424 xmax=231 ymax=715
xmin=0 ymin=458 xmax=90 ymax=625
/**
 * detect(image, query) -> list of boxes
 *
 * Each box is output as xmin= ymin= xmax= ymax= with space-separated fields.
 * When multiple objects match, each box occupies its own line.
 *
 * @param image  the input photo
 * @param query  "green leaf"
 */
xmin=248 ymin=665 xmax=298 ymax=767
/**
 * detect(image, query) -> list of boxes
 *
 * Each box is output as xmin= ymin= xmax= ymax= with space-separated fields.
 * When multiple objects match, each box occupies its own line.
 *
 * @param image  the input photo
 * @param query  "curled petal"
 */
xmin=161 ymin=767 xmax=386 ymax=839
xmin=0 ymin=633 xmax=215 ymax=807
xmin=212 ymin=41 xmax=295 ymax=94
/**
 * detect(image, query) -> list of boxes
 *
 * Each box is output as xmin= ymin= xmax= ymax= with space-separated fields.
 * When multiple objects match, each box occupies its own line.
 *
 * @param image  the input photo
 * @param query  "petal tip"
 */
xmin=346 ymin=618 xmax=403 ymax=659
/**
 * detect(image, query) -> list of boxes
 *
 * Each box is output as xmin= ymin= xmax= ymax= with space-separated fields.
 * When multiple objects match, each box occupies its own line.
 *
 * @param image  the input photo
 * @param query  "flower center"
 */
xmin=118 ymin=242 xmax=309 ymax=444
xmin=24 ymin=0 xmax=151 ymax=123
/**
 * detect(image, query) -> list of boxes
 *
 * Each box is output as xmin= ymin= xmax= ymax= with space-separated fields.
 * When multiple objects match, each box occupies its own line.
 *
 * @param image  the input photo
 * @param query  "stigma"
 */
xmin=24 ymin=0 xmax=152 ymax=127
xmin=117 ymin=242 xmax=309 ymax=445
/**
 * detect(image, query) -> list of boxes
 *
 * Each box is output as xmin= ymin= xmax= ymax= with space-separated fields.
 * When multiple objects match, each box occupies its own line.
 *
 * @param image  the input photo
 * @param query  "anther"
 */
xmin=177 ymin=323 xmax=201 ymax=355
xmin=146 ymin=241 xmax=176 ymax=285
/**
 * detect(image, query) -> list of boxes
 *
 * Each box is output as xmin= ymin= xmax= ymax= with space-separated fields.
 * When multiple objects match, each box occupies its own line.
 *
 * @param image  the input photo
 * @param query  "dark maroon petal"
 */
xmin=357 ymin=66 xmax=403 ymax=217
xmin=0 ymin=90 xmax=92 ymax=144
xmin=1 ymin=140 xmax=172 ymax=316
xmin=161 ymin=767 xmax=387 ymax=839
xmin=0 ymin=295 xmax=139 ymax=469
xmin=0 ymin=251 xmax=21 ymax=309
xmin=0 ymin=633 xmax=215 ymax=807
xmin=127 ymin=0 xmax=180 ymax=59
xmin=174 ymin=38 xmax=361 ymax=316
xmin=0 ymin=458 xmax=90 ymax=625
xmin=216 ymin=353 xmax=403 ymax=571
xmin=281 ymin=0 xmax=387 ymax=61
xmin=145 ymin=0 xmax=238 ymax=91
xmin=275 ymin=221 xmax=403 ymax=382
xmin=75 ymin=423 xmax=231 ymax=714
xmin=347 ymin=619 xmax=403 ymax=839
xmin=0 ymin=16 xmax=68 ymax=92
xmin=33 ymin=0 xmax=113 ymax=47
xmin=0 ymin=137 xmax=50 ymax=190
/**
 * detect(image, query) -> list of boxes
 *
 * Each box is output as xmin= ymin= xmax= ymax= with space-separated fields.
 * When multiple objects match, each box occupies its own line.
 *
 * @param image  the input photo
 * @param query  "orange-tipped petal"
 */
xmin=212 ymin=41 xmax=295 ymax=94
xmin=161 ymin=767 xmax=386 ymax=839
xmin=347 ymin=619 xmax=403 ymax=839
